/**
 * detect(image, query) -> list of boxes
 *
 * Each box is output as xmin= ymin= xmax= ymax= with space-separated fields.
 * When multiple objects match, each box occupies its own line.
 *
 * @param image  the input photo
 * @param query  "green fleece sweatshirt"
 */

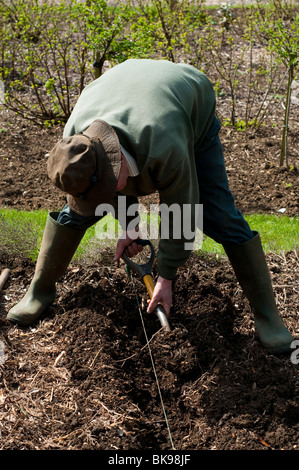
xmin=63 ymin=59 xmax=216 ymax=279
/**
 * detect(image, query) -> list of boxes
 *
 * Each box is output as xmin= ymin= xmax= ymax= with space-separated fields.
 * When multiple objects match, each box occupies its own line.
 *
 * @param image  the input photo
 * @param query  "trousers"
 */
xmin=194 ymin=116 xmax=253 ymax=244
xmin=57 ymin=116 xmax=254 ymax=245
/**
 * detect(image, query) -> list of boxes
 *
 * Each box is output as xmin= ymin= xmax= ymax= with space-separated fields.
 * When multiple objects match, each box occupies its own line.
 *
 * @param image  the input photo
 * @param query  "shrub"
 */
xmin=0 ymin=0 xmax=153 ymax=126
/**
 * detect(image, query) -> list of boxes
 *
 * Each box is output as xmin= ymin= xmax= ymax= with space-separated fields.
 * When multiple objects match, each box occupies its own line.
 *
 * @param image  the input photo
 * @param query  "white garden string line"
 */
xmin=127 ymin=267 xmax=175 ymax=450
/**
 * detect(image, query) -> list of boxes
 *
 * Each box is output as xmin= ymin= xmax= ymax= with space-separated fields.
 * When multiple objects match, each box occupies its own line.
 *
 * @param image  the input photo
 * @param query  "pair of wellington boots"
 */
xmin=7 ymin=214 xmax=293 ymax=354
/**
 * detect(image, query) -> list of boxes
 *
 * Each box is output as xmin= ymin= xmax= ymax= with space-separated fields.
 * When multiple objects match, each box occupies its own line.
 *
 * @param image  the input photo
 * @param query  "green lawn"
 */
xmin=0 ymin=209 xmax=298 ymax=261
xmin=200 ymin=213 xmax=299 ymax=255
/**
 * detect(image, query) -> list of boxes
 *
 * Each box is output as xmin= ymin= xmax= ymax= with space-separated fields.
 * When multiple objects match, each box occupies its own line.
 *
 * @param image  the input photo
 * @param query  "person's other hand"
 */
xmin=147 ymin=276 xmax=172 ymax=317
xmin=113 ymin=229 xmax=142 ymax=262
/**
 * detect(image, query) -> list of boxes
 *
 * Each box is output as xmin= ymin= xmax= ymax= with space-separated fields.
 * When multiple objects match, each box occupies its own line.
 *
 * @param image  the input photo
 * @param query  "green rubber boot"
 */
xmin=7 ymin=212 xmax=85 ymax=326
xmin=224 ymin=232 xmax=294 ymax=354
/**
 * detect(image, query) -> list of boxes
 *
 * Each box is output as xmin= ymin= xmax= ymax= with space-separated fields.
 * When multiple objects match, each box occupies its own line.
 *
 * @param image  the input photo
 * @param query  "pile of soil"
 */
xmin=0 ymin=248 xmax=298 ymax=451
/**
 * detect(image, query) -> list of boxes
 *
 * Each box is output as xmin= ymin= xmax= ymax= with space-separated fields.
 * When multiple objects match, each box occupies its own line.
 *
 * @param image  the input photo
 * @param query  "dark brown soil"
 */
xmin=0 ymin=247 xmax=298 ymax=452
xmin=0 ymin=61 xmax=298 ymax=452
xmin=0 ymin=110 xmax=298 ymax=218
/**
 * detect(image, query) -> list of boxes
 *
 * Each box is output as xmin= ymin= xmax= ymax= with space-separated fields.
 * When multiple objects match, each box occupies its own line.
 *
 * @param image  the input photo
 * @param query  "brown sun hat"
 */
xmin=47 ymin=120 xmax=122 ymax=216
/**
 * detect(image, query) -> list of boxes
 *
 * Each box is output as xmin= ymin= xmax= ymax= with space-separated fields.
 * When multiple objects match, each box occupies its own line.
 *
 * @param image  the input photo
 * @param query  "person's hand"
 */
xmin=113 ymin=229 xmax=142 ymax=262
xmin=147 ymin=276 xmax=173 ymax=317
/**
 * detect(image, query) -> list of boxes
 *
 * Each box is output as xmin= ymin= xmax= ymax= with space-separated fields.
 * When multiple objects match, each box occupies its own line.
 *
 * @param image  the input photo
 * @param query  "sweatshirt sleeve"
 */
xmin=153 ymin=146 xmax=200 ymax=279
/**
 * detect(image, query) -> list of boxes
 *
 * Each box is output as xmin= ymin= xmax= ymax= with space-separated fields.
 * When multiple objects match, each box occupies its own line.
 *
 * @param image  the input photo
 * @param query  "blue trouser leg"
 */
xmin=195 ymin=117 xmax=254 ymax=245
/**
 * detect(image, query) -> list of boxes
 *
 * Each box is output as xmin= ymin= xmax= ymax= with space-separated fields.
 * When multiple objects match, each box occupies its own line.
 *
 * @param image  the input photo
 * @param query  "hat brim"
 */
xmin=67 ymin=120 xmax=121 ymax=217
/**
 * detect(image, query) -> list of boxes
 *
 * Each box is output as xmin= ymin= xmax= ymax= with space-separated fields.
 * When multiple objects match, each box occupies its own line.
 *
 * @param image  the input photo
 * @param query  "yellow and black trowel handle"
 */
xmin=122 ymin=239 xmax=171 ymax=332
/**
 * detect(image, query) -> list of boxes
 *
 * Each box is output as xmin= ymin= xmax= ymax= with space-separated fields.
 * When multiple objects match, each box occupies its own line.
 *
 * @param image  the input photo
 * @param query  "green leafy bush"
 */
xmin=258 ymin=0 xmax=299 ymax=166
xmin=0 ymin=0 xmax=153 ymax=125
xmin=0 ymin=0 xmax=298 ymax=170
